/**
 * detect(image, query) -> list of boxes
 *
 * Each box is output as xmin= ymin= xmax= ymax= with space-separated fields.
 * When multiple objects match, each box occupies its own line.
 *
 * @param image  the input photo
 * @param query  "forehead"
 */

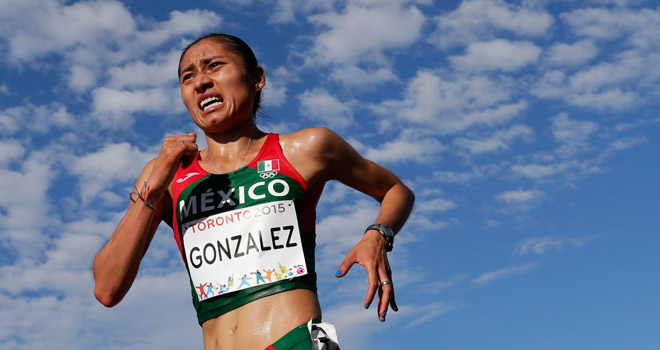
xmin=179 ymin=39 xmax=242 ymax=69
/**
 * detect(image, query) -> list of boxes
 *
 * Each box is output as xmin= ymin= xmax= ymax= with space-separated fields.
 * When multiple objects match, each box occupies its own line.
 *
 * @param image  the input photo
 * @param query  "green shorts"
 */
xmin=265 ymin=322 xmax=313 ymax=350
xmin=265 ymin=320 xmax=340 ymax=350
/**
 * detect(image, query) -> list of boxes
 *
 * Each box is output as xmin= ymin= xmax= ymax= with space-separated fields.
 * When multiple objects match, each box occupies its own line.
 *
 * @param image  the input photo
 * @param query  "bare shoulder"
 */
xmin=278 ymin=127 xmax=353 ymax=185
xmin=279 ymin=127 xmax=357 ymax=165
xmin=279 ymin=127 xmax=342 ymax=155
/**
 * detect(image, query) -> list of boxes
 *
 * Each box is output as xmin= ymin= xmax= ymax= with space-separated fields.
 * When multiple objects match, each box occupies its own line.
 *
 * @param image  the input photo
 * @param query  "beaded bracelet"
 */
xmin=129 ymin=182 xmax=158 ymax=211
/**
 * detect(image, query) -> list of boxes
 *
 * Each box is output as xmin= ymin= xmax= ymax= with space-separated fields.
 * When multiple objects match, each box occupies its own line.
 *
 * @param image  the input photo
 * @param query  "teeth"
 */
xmin=200 ymin=97 xmax=222 ymax=111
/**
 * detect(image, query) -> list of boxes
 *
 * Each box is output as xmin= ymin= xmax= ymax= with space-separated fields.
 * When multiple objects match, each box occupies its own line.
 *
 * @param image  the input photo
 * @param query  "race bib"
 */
xmin=182 ymin=200 xmax=308 ymax=301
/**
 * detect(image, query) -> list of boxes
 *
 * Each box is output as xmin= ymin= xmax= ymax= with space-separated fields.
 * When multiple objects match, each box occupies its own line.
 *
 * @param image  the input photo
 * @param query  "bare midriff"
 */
xmin=201 ymin=289 xmax=322 ymax=350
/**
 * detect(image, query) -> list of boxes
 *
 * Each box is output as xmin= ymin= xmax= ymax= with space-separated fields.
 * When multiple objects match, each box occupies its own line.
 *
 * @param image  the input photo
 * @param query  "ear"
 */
xmin=254 ymin=65 xmax=266 ymax=91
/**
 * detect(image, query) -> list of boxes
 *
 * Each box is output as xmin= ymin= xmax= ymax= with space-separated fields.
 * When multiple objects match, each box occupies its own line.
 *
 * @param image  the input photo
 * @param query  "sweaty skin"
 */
xmin=93 ymin=37 xmax=414 ymax=350
xmin=201 ymin=290 xmax=321 ymax=349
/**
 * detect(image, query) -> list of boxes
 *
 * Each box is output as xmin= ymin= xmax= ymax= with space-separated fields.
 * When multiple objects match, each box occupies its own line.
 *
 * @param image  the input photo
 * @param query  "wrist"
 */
xmin=130 ymin=181 xmax=161 ymax=212
xmin=365 ymin=224 xmax=395 ymax=252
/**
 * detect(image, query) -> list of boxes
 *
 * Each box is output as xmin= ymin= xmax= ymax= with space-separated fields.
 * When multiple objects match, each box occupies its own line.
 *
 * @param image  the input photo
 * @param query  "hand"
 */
xmin=145 ymin=133 xmax=198 ymax=199
xmin=335 ymin=230 xmax=398 ymax=322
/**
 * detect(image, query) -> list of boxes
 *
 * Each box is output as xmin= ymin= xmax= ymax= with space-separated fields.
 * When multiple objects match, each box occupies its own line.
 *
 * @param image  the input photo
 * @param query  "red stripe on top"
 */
xmin=245 ymin=133 xmax=307 ymax=191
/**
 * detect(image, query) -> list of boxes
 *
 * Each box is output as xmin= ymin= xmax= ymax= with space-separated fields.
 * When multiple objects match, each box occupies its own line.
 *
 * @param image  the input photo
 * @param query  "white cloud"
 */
xmin=363 ymin=136 xmax=444 ymax=164
xmin=262 ymin=65 xmax=297 ymax=109
xmin=450 ymin=39 xmax=542 ymax=72
xmin=296 ymin=89 xmax=354 ymax=129
xmin=532 ymin=7 xmax=660 ymax=110
xmin=561 ymin=7 xmax=660 ymax=43
xmin=0 ymin=139 xmax=25 ymax=166
xmin=551 ymin=113 xmax=599 ymax=158
xmin=91 ymin=86 xmax=183 ymax=127
xmin=374 ymin=70 xmax=525 ymax=134
xmin=416 ymin=198 xmax=456 ymax=213
xmin=533 ymin=67 xmax=641 ymax=111
xmin=269 ymin=0 xmax=334 ymax=24
xmin=0 ymin=150 xmax=57 ymax=261
xmin=454 ymin=124 xmax=533 ymax=155
xmin=262 ymin=84 xmax=289 ymax=109
xmin=570 ymin=88 xmax=638 ymax=110
xmin=321 ymin=302 xmax=379 ymax=349
xmin=402 ymin=302 xmax=461 ymax=328
xmin=315 ymin=199 xmax=380 ymax=279
xmin=597 ymin=136 xmax=647 ymax=161
xmin=510 ymin=163 xmax=563 ymax=179
xmin=329 ymin=65 xmax=398 ymax=87
xmin=545 ymin=40 xmax=598 ymax=67
xmin=0 ymin=0 xmax=136 ymax=63
xmin=0 ymin=103 xmax=76 ymax=134
xmin=68 ymin=64 xmax=97 ymax=92
xmin=495 ymin=188 xmax=544 ymax=204
xmin=570 ymin=61 xmax=638 ymax=93
xmin=427 ymin=274 xmax=469 ymax=293
xmin=514 ymin=235 xmax=594 ymax=255
xmin=134 ymin=9 xmax=222 ymax=49
xmin=472 ymin=263 xmax=535 ymax=285
xmin=307 ymin=2 xmax=424 ymax=65
xmin=106 ymin=50 xmax=180 ymax=89
xmin=433 ymin=170 xmax=480 ymax=184
xmin=321 ymin=297 xmax=460 ymax=347
xmin=68 ymin=143 xmax=156 ymax=205
xmin=430 ymin=0 xmax=553 ymax=49
xmin=432 ymin=164 xmax=501 ymax=184
xmin=0 ymin=269 xmax=201 ymax=349
xmin=0 ymin=1 xmax=220 ymax=66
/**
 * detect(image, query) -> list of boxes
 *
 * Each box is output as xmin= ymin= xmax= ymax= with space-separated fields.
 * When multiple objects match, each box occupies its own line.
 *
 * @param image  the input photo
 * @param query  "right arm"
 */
xmin=93 ymin=133 xmax=197 ymax=307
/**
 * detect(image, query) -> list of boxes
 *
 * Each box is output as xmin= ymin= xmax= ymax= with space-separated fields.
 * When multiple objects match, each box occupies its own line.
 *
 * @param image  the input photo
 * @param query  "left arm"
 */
xmin=287 ymin=127 xmax=415 ymax=322
xmin=333 ymin=145 xmax=414 ymax=322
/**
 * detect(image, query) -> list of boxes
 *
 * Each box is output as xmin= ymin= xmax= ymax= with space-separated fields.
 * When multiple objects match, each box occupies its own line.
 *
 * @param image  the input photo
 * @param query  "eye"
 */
xmin=209 ymin=61 xmax=224 ymax=69
xmin=181 ymin=73 xmax=193 ymax=83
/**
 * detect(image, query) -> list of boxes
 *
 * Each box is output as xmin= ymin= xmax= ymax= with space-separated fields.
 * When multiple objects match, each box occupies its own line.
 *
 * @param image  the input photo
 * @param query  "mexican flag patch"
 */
xmin=258 ymin=159 xmax=280 ymax=173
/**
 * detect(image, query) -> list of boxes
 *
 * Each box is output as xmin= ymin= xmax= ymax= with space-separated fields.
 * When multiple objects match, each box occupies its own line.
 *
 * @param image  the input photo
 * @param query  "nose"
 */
xmin=194 ymin=72 xmax=213 ymax=92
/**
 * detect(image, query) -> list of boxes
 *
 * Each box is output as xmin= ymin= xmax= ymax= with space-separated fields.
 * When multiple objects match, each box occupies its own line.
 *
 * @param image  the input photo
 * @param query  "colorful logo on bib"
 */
xmin=258 ymin=159 xmax=280 ymax=178
xmin=195 ymin=263 xmax=306 ymax=300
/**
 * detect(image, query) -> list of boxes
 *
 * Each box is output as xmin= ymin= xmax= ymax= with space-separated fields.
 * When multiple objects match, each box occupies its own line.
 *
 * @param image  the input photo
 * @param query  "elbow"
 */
xmin=405 ymin=183 xmax=415 ymax=211
xmin=399 ymin=181 xmax=415 ymax=207
xmin=94 ymin=284 xmax=122 ymax=308
xmin=408 ymin=185 xmax=416 ymax=205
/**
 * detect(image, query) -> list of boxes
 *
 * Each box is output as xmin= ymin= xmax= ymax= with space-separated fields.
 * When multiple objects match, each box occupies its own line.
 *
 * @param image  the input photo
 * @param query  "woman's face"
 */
xmin=179 ymin=39 xmax=260 ymax=133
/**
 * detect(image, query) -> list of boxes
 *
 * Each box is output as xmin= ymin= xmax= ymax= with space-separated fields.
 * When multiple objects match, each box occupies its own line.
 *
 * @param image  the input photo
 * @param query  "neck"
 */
xmin=204 ymin=120 xmax=264 ymax=173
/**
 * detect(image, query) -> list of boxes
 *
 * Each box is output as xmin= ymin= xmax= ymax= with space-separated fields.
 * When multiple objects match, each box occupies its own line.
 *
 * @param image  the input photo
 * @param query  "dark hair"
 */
xmin=179 ymin=33 xmax=262 ymax=116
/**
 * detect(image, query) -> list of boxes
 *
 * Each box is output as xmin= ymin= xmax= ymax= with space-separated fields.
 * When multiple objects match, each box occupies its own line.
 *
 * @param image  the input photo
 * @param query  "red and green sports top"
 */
xmin=170 ymin=133 xmax=317 ymax=325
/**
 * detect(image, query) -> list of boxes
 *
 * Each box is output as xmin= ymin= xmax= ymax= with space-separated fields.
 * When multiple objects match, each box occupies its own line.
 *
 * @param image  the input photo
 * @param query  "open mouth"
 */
xmin=200 ymin=96 xmax=223 ymax=111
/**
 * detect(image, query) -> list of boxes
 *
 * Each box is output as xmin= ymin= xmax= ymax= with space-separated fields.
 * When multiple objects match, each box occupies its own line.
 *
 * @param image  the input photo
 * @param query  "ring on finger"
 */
xmin=380 ymin=280 xmax=393 ymax=287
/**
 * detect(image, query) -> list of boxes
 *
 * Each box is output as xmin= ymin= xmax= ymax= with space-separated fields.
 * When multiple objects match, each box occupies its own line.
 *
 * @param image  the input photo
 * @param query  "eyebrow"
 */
xmin=179 ymin=55 xmax=226 ymax=77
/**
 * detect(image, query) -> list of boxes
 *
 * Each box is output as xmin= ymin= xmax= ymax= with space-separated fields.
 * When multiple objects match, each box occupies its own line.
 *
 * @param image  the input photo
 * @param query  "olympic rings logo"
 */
xmin=259 ymin=171 xmax=278 ymax=179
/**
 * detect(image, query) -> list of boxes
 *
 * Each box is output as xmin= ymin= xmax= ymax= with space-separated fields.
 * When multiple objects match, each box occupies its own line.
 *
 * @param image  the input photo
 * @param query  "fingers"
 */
xmin=377 ymin=279 xmax=396 ymax=322
xmin=176 ymin=133 xmax=198 ymax=167
xmin=334 ymin=254 xmax=356 ymax=278
xmin=363 ymin=265 xmax=380 ymax=311
xmin=376 ymin=260 xmax=396 ymax=321
xmin=336 ymin=239 xmax=398 ymax=321
xmin=162 ymin=133 xmax=198 ymax=165
xmin=147 ymin=133 xmax=199 ymax=195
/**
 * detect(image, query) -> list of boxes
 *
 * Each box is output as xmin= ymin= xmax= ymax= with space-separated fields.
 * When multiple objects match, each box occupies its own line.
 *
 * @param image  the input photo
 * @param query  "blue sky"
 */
xmin=1 ymin=0 xmax=659 ymax=349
